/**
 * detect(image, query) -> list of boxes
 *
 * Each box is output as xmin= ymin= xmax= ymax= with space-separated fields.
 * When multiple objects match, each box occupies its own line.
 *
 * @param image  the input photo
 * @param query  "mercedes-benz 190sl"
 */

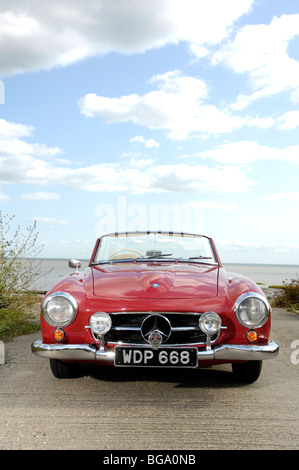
xmin=32 ymin=231 xmax=279 ymax=382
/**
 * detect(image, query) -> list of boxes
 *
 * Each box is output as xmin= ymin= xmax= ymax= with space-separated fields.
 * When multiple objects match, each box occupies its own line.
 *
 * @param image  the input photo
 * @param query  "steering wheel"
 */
xmin=108 ymin=249 xmax=143 ymax=260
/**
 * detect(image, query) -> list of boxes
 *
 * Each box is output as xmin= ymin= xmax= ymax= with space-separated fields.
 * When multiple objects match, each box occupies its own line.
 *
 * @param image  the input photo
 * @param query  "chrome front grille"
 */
xmin=103 ymin=311 xmax=218 ymax=346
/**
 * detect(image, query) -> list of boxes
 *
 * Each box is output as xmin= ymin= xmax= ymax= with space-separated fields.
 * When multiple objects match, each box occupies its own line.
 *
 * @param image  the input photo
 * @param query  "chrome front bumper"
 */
xmin=31 ymin=340 xmax=279 ymax=363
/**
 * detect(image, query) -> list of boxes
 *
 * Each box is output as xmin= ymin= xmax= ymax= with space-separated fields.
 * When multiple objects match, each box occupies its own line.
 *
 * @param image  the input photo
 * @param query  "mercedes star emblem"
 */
xmin=141 ymin=314 xmax=172 ymax=349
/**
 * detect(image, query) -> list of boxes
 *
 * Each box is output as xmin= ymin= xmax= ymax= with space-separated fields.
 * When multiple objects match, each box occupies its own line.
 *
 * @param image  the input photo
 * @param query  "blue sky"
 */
xmin=0 ymin=0 xmax=299 ymax=264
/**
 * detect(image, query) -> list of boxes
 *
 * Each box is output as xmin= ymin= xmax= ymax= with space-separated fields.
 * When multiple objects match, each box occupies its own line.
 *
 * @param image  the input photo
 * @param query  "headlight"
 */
xmin=234 ymin=292 xmax=270 ymax=328
xmin=90 ymin=312 xmax=112 ymax=336
xmin=199 ymin=312 xmax=222 ymax=335
xmin=42 ymin=292 xmax=78 ymax=327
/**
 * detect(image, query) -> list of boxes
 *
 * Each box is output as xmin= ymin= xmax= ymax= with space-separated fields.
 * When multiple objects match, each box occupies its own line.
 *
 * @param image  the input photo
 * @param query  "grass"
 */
xmin=0 ymin=292 xmax=41 ymax=342
xmin=271 ymin=277 xmax=299 ymax=313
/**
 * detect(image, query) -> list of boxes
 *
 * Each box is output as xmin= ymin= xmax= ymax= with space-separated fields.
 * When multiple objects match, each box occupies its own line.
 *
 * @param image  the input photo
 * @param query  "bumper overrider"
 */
xmin=31 ymin=340 xmax=279 ymax=364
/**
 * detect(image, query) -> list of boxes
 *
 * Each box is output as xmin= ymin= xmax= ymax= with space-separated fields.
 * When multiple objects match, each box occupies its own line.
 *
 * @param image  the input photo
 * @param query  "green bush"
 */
xmin=0 ymin=212 xmax=45 ymax=306
xmin=272 ymin=277 xmax=299 ymax=312
xmin=0 ymin=304 xmax=40 ymax=342
xmin=0 ymin=212 xmax=51 ymax=341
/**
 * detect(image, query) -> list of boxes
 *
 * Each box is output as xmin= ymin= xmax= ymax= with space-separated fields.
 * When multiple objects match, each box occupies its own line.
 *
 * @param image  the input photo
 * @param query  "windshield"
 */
xmin=92 ymin=232 xmax=218 ymax=265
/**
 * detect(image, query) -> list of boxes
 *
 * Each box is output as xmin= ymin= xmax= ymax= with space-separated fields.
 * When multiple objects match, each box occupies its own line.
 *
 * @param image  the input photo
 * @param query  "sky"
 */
xmin=0 ymin=0 xmax=299 ymax=264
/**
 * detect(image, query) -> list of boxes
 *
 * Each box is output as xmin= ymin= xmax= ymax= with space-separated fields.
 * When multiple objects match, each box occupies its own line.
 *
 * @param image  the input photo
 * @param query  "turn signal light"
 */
xmin=246 ymin=330 xmax=258 ymax=342
xmin=53 ymin=328 xmax=65 ymax=341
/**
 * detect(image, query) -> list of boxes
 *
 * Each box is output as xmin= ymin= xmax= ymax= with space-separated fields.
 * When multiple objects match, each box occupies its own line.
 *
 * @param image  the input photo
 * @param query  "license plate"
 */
xmin=114 ymin=347 xmax=198 ymax=368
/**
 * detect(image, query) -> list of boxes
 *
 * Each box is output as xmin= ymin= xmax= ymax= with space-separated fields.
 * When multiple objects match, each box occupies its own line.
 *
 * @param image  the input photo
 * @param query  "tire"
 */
xmin=232 ymin=360 xmax=262 ymax=384
xmin=49 ymin=359 xmax=80 ymax=379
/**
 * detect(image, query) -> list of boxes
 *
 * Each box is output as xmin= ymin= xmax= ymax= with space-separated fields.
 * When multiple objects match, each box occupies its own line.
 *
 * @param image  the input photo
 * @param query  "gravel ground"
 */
xmin=0 ymin=305 xmax=298 ymax=450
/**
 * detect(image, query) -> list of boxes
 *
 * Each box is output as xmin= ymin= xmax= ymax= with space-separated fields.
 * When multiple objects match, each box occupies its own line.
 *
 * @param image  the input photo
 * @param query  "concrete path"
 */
xmin=0 ymin=308 xmax=298 ymax=450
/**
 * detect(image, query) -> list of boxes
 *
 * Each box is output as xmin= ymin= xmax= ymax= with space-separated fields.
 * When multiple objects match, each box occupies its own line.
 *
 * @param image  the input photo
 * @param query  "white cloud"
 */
xmin=0 ymin=119 xmax=63 ymax=188
xmin=127 ymin=157 xmax=156 ymax=170
xmin=33 ymin=217 xmax=69 ymax=225
xmin=0 ymin=119 xmax=255 ymax=194
xmin=0 ymin=191 xmax=10 ymax=201
xmin=185 ymin=141 xmax=299 ymax=165
xmin=56 ymin=161 xmax=255 ymax=194
xmin=146 ymin=163 xmax=255 ymax=194
xmin=277 ymin=111 xmax=299 ymax=130
xmin=247 ymin=116 xmax=275 ymax=129
xmin=130 ymin=136 xmax=160 ymax=148
xmin=290 ymin=89 xmax=299 ymax=105
xmin=188 ymin=201 xmax=236 ymax=211
xmin=0 ymin=118 xmax=62 ymax=162
xmin=267 ymin=192 xmax=299 ymax=202
xmin=189 ymin=44 xmax=210 ymax=59
xmin=218 ymin=239 xmax=299 ymax=254
xmin=21 ymin=192 xmax=61 ymax=201
xmin=0 ymin=118 xmax=34 ymax=138
xmin=79 ymin=70 xmax=246 ymax=139
xmin=0 ymin=0 xmax=253 ymax=76
xmin=213 ymin=14 xmax=299 ymax=108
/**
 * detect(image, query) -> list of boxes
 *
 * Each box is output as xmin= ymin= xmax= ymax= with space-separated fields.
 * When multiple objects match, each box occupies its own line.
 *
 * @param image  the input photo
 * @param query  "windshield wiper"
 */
xmin=146 ymin=253 xmax=173 ymax=259
xmin=188 ymin=256 xmax=212 ymax=260
xmin=132 ymin=253 xmax=174 ymax=263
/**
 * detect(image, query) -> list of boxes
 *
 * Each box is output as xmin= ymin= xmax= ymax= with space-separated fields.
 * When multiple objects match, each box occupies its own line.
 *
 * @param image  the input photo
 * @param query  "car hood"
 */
xmin=92 ymin=263 xmax=219 ymax=299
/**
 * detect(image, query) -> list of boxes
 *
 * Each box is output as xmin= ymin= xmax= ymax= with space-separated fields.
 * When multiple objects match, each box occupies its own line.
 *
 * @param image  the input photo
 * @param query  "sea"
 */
xmin=29 ymin=258 xmax=299 ymax=292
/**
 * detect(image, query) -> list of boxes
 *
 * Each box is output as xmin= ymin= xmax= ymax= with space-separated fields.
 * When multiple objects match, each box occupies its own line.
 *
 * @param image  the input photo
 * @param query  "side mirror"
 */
xmin=68 ymin=259 xmax=82 ymax=272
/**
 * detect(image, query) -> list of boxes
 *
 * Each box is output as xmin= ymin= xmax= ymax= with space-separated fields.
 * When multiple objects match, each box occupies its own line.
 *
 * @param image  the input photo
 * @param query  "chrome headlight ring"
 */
xmin=234 ymin=292 xmax=270 ymax=328
xmin=42 ymin=291 xmax=78 ymax=327
xmin=89 ymin=312 xmax=112 ymax=337
xmin=199 ymin=311 xmax=222 ymax=336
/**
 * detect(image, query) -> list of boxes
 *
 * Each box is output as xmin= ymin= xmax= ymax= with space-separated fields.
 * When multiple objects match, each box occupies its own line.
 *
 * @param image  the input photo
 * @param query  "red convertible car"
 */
xmin=32 ymin=232 xmax=279 ymax=382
